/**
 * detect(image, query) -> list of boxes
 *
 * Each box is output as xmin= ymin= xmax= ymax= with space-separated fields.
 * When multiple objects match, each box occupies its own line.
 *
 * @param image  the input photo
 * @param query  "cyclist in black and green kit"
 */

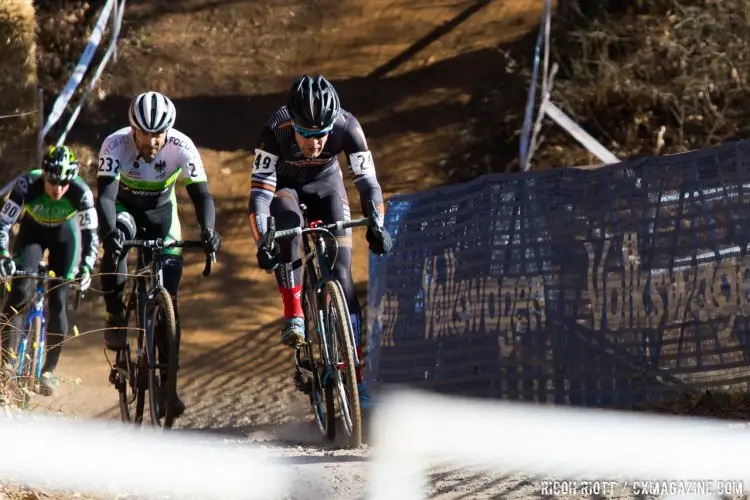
xmin=0 ymin=146 xmax=98 ymax=396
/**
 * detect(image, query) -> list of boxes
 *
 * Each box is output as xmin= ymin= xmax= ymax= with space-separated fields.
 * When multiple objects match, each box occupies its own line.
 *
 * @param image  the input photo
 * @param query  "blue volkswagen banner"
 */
xmin=367 ymin=140 xmax=750 ymax=407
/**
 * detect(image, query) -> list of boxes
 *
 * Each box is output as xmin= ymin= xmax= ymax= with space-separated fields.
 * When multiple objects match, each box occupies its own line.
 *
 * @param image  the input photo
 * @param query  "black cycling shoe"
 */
xmin=104 ymin=312 xmax=127 ymax=351
xmin=158 ymin=386 xmax=186 ymax=419
xmin=294 ymin=370 xmax=312 ymax=395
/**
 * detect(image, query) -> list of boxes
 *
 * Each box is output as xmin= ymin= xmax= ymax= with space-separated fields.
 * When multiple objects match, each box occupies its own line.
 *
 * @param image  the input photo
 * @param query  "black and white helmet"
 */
xmin=128 ymin=91 xmax=176 ymax=133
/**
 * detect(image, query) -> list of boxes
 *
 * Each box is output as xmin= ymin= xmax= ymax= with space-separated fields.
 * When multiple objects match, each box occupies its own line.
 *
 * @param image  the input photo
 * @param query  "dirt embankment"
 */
xmin=0 ymin=0 xmax=38 ymax=182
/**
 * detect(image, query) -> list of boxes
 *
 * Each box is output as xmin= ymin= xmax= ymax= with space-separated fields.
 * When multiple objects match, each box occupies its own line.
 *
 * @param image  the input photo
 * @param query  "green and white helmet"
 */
xmin=42 ymin=145 xmax=79 ymax=184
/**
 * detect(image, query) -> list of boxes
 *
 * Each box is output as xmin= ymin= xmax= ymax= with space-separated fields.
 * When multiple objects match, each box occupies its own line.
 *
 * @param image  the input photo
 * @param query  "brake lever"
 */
xmin=367 ymin=200 xmax=384 ymax=232
xmin=262 ymin=216 xmax=277 ymax=275
xmin=264 ymin=215 xmax=277 ymax=252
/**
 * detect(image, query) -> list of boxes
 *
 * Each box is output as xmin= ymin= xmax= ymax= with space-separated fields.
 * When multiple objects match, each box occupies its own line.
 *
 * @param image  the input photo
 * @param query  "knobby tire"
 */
xmin=20 ymin=316 xmax=43 ymax=407
xmin=303 ymin=283 xmax=335 ymax=440
xmin=147 ymin=288 xmax=178 ymax=429
xmin=118 ymin=284 xmax=145 ymax=424
xmin=324 ymin=280 xmax=362 ymax=448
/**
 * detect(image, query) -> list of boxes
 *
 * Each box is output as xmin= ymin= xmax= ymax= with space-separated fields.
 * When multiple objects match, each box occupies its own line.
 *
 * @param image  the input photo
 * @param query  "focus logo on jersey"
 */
xmin=167 ymin=136 xmax=194 ymax=151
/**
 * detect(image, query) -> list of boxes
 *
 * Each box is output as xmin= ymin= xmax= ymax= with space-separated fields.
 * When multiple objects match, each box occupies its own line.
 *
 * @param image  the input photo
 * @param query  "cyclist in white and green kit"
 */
xmin=0 ymin=145 xmax=98 ymax=395
xmin=96 ymin=90 xmax=222 ymax=417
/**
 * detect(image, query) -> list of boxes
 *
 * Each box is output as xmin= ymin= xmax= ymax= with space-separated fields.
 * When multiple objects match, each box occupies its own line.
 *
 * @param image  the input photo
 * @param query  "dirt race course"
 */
xmin=7 ymin=1 xmax=700 ymax=498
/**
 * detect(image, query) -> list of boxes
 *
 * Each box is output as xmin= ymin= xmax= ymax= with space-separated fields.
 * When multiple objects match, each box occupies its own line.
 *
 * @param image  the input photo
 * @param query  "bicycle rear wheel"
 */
xmin=323 ymin=280 xmax=362 ymax=448
xmin=147 ymin=288 xmax=179 ymax=429
xmin=117 ymin=284 xmax=145 ymax=424
xmin=302 ymin=281 xmax=335 ymax=440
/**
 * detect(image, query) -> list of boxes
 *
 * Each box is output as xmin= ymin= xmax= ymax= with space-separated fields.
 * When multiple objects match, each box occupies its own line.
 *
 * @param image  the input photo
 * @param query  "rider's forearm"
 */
xmin=80 ymin=228 xmax=99 ymax=272
xmin=186 ymin=181 xmax=216 ymax=233
xmin=96 ymin=176 xmax=119 ymax=238
xmin=0 ymin=222 xmax=11 ymax=256
xmin=248 ymin=190 xmax=272 ymax=247
xmin=354 ymin=175 xmax=385 ymax=221
xmin=0 ymin=178 xmax=27 ymax=255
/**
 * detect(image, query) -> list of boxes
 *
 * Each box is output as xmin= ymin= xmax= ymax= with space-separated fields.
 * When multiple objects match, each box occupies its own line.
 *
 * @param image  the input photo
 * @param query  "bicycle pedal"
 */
xmin=297 ymin=359 xmax=314 ymax=372
xmin=293 ymin=372 xmax=312 ymax=395
xmin=108 ymin=367 xmax=126 ymax=391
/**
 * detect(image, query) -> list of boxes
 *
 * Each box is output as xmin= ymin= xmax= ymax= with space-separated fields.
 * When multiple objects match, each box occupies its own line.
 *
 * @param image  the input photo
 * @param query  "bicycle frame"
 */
xmin=15 ymin=271 xmax=48 ymax=380
xmin=265 ymin=203 xmax=380 ymax=373
xmin=129 ymin=246 xmax=165 ymax=371
xmin=12 ymin=263 xmax=82 ymax=381
xmin=302 ymin=218 xmax=360 ymax=372
xmin=122 ymin=238 xmax=214 ymax=373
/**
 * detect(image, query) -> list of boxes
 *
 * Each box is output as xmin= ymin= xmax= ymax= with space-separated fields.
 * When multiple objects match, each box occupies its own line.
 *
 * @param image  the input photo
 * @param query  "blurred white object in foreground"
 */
xmin=0 ymin=408 xmax=290 ymax=499
xmin=368 ymin=388 xmax=750 ymax=500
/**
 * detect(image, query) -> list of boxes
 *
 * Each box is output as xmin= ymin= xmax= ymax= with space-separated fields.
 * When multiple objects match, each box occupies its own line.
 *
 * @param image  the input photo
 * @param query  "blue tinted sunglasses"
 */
xmin=293 ymin=123 xmax=332 ymax=139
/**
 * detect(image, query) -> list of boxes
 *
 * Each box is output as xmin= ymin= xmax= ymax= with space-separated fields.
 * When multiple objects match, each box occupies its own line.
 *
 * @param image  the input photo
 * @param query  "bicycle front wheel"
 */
xmin=303 ymin=281 xmax=335 ymax=440
xmin=17 ymin=315 xmax=42 ymax=407
xmin=324 ymin=280 xmax=362 ymax=448
xmin=147 ymin=288 xmax=179 ymax=429
xmin=117 ymin=285 xmax=145 ymax=425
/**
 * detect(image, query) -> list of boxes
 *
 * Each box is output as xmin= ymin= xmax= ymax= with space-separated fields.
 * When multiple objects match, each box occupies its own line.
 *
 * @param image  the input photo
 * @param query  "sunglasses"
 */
xmin=292 ymin=123 xmax=332 ymax=139
xmin=45 ymin=177 xmax=70 ymax=187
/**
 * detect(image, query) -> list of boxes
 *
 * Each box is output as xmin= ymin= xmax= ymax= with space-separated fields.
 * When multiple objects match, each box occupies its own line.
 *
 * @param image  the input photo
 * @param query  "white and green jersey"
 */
xmin=97 ymin=127 xmax=208 ymax=211
xmin=0 ymin=169 xmax=99 ymax=272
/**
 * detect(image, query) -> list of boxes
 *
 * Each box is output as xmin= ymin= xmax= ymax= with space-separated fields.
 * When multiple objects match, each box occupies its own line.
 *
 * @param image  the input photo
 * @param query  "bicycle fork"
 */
xmin=293 ymin=296 xmax=328 ymax=395
xmin=16 ymin=293 xmax=47 ymax=380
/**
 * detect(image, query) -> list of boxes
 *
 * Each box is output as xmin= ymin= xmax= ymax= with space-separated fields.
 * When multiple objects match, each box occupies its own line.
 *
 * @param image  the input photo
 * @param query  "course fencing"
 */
xmin=366 ymin=139 xmax=750 ymax=408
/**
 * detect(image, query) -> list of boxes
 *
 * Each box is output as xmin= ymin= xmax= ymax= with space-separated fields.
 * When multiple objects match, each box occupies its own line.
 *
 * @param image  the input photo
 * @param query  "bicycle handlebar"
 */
xmin=259 ymin=201 xmax=385 ymax=275
xmin=122 ymin=238 xmax=215 ymax=277
xmin=265 ymin=199 xmax=383 ymax=244
xmin=12 ymin=269 xmax=81 ymax=287
xmin=269 ymin=216 xmax=372 ymax=241
xmin=9 ymin=268 xmax=85 ymax=311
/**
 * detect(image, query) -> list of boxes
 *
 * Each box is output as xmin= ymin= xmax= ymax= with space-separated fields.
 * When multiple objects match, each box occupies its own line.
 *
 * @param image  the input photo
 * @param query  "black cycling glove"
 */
xmin=103 ymin=229 xmax=126 ymax=265
xmin=256 ymin=244 xmax=279 ymax=271
xmin=366 ymin=226 xmax=393 ymax=255
xmin=201 ymin=228 xmax=222 ymax=253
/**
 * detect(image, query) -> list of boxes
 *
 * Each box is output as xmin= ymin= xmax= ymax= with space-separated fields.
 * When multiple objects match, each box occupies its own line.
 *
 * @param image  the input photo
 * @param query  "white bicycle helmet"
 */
xmin=128 ymin=91 xmax=176 ymax=133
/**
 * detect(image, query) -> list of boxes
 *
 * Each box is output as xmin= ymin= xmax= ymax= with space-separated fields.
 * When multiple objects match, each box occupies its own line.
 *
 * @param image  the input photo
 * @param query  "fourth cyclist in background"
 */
xmin=0 ymin=146 xmax=97 ymax=395
xmin=248 ymin=74 xmax=393 ymax=408
xmin=95 ymin=90 xmax=222 ymax=417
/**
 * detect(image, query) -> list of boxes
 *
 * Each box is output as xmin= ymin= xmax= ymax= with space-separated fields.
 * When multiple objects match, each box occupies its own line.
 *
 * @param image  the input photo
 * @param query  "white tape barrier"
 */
xmin=545 ymin=102 xmax=620 ymax=164
xmin=368 ymin=389 xmax=749 ymax=500
xmin=0 ymin=110 xmax=35 ymax=120
xmin=57 ymin=0 xmax=126 ymax=146
xmin=0 ymin=408 xmax=290 ymax=499
xmin=41 ymin=0 xmax=116 ymax=140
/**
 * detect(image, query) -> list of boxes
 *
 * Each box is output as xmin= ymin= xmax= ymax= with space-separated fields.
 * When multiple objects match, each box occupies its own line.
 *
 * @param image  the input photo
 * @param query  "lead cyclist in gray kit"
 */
xmin=248 ymin=75 xmax=393 ymax=408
